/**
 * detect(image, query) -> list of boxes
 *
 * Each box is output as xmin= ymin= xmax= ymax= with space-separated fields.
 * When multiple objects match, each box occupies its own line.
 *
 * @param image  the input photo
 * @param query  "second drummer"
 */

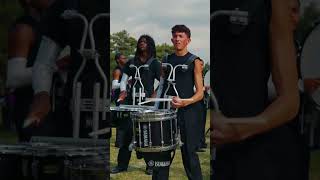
xmin=111 ymin=34 xmax=161 ymax=175
xmin=111 ymin=52 xmax=127 ymax=106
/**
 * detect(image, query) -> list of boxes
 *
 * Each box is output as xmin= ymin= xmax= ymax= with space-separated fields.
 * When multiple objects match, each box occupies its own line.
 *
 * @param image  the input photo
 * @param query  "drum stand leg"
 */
xmin=129 ymin=117 xmax=137 ymax=151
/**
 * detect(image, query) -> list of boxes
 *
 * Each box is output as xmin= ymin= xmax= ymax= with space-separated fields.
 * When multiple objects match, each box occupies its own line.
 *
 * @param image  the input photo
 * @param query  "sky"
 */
xmin=110 ymin=0 xmax=210 ymax=69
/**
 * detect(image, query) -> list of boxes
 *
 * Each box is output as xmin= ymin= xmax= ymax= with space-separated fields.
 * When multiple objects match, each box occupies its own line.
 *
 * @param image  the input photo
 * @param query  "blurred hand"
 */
xmin=25 ymin=92 xmax=51 ymax=127
xmin=171 ymin=96 xmax=186 ymax=108
xmin=56 ymin=55 xmax=72 ymax=71
xmin=117 ymin=91 xmax=127 ymax=103
xmin=304 ymin=78 xmax=320 ymax=94
xmin=211 ymin=112 xmax=243 ymax=145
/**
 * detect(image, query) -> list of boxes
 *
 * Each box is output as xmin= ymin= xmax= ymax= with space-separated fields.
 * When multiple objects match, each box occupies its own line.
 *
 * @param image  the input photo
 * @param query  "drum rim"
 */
xmin=135 ymin=143 xmax=179 ymax=152
xmin=132 ymin=115 xmax=177 ymax=122
xmin=110 ymin=105 xmax=155 ymax=112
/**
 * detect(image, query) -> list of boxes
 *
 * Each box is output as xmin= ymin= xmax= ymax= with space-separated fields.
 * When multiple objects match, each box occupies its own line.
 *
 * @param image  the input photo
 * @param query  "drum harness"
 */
xmin=60 ymin=10 xmax=110 ymax=138
xmin=128 ymin=57 xmax=156 ymax=106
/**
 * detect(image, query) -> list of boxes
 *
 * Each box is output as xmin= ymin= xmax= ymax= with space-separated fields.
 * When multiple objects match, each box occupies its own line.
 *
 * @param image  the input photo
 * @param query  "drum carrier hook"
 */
xmin=61 ymin=10 xmax=110 ymax=139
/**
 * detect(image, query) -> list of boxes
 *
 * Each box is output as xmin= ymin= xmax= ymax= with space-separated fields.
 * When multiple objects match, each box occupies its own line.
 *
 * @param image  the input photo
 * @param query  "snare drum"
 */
xmin=110 ymin=105 xmax=155 ymax=127
xmin=132 ymin=109 xmax=178 ymax=152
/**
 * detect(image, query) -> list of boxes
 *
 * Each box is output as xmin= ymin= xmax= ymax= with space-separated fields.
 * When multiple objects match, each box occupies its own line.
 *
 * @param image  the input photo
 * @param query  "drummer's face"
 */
xmin=118 ymin=55 xmax=127 ymax=66
xmin=138 ymin=38 xmax=148 ymax=52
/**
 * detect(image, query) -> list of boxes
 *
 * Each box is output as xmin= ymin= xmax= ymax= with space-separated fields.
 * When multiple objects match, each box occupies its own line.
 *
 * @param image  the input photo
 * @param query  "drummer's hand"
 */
xmin=151 ymin=91 xmax=157 ymax=98
xmin=56 ymin=55 xmax=72 ymax=71
xmin=171 ymin=96 xmax=186 ymax=108
xmin=25 ymin=92 xmax=51 ymax=127
xmin=117 ymin=91 xmax=127 ymax=103
xmin=212 ymin=112 xmax=244 ymax=145
xmin=304 ymin=78 xmax=320 ymax=94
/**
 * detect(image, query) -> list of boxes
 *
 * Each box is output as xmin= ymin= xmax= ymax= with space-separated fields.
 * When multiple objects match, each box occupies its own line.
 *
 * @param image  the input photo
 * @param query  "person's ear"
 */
xmin=171 ymin=38 xmax=174 ymax=44
xmin=188 ymin=38 xmax=191 ymax=44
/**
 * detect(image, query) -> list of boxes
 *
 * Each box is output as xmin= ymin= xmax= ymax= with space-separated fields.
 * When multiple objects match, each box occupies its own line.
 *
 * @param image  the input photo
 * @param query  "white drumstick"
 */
xmin=138 ymin=98 xmax=193 ymax=105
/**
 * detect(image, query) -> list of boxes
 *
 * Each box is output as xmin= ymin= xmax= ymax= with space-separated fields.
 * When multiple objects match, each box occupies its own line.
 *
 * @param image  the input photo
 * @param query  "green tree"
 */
xmin=203 ymin=62 xmax=210 ymax=77
xmin=109 ymin=30 xmax=137 ymax=77
xmin=156 ymin=43 xmax=174 ymax=61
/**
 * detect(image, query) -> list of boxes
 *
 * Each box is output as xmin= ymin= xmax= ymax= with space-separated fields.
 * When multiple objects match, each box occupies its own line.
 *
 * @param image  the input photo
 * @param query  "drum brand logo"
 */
xmin=148 ymin=160 xmax=154 ymax=167
xmin=148 ymin=160 xmax=171 ymax=167
xmin=143 ymin=125 xmax=149 ymax=146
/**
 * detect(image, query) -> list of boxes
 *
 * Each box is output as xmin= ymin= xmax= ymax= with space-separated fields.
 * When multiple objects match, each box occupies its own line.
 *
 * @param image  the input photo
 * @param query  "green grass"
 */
xmin=0 ymin=109 xmax=320 ymax=180
xmin=310 ymin=150 xmax=320 ymax=180
xmin=110 ymin=111 xmax=211 ymax=180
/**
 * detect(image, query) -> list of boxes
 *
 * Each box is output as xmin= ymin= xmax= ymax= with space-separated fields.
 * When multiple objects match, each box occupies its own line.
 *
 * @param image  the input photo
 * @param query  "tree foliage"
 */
xmin=109 ymin=30 xmax=175 ymax=77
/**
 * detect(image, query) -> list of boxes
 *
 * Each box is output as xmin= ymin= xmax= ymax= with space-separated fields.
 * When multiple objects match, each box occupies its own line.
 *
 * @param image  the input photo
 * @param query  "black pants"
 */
xmin=199 ymin=102 xmax=207 ymax=148
xmin=179 ymin=105 xmax=203 ymax=180
xmin=116 ymin=118 xmax=149 ymax=169
xmin=213 ymin=125 xmax=308 ymax=180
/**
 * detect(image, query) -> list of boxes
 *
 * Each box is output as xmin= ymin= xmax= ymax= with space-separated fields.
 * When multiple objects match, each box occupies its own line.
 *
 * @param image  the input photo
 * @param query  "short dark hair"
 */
xmin=115 ymin=52 xmax=123 ymax=61
xmin=171 ymin=25 xmax=191 ymax=38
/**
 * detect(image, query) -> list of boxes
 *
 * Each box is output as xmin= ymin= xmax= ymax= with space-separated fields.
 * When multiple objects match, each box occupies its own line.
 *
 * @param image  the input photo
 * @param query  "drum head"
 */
xmin=301 ymin=22 xmax=320 ymax=106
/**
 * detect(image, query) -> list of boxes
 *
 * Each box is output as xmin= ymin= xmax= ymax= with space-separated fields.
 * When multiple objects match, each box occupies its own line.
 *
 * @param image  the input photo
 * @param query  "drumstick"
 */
xmin=138 ymin=98 xmax=193 ymax=105
xmin=146 ymin=98 xmax=173 ymax=102
xmin=88 ymin=128 xmax=111 ymax=136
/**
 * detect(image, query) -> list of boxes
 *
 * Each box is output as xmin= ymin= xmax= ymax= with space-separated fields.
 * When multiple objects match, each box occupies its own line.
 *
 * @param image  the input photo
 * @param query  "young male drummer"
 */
xmin=157 ymin=24 xmax=204 ymax=180
xmin=111 ymin=34 xmax=161 ymax=175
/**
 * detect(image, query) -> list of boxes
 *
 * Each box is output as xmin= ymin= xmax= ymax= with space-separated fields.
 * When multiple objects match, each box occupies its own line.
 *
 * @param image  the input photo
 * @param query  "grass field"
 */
xmin=0 ymin=110 xmax=320 ymax=180
xmin=109 ymin=112 xmax=211 ymax=180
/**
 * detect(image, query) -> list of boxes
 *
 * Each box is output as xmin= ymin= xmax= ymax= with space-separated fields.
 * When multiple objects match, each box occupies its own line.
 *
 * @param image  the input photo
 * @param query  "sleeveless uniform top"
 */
xmin=212 ymin=0 xmax=271 ymax=118
xmin=161 ymin=52 xmax=203 ymax=149
xmin=163 ymin=52 xmax=198 ymax=99
xmin=123 ymin=57 xmax=161 ymax=99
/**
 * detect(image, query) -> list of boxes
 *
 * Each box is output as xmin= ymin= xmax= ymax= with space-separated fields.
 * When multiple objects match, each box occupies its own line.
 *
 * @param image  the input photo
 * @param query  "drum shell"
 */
xmin=135 ymin=120 xmax=176 ymax=148
xmin=132 ymin=110 xmax=178 ymax=152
